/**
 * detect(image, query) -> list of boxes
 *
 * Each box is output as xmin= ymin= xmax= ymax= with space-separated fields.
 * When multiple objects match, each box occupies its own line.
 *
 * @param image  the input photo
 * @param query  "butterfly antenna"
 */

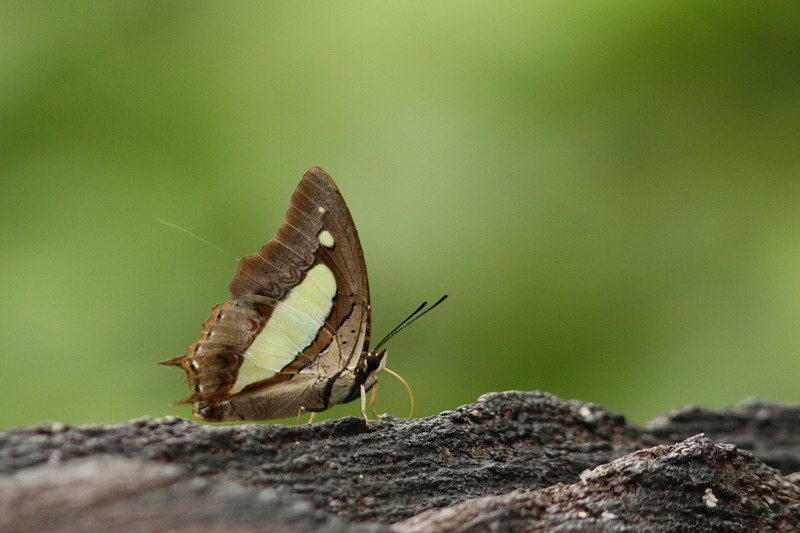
xmin=157 ymin=218 xmax=238 ymax=261
xmin=373 ymin=294 xmax=448 ymax=352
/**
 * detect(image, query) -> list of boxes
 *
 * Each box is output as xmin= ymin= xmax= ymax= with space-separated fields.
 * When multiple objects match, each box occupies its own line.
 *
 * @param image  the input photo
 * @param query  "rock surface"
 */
xmin=641 ymin=398 xmax=800 ymax=474
xmin=397 ymin=435 xmax=800 ymax=532
xmin=1 ymin=391 xmax=798 ymax=532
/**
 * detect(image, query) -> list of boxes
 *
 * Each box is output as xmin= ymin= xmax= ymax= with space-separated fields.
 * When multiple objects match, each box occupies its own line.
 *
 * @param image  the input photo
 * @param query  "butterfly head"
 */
xmin=361 ymin=348 xmax=388 ymax=391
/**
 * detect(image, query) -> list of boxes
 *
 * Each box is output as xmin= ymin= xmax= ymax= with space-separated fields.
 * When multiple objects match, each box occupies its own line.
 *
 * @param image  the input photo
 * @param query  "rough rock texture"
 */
xmin=0 ymin=392 xmax=638 ymax=523
xmin=0 ymin=457 xmax=385 ymax=533
xmin=397 ymin=435 xmax=800 ymax=532
xmin=641 ymin=398 xmax=800 ymax=474
xmin=1 ymin=391 xmax=799 ymax=532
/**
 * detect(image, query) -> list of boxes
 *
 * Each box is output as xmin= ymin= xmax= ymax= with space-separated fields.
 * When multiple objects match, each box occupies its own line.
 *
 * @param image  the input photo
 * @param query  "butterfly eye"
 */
xmin=366 ymin=353 xmax=383 ymax=372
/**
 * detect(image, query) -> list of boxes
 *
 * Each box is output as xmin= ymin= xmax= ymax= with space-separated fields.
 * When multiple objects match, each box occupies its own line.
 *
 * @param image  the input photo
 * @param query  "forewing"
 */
xmin=229 ymin=167 xmax=371 ymax=377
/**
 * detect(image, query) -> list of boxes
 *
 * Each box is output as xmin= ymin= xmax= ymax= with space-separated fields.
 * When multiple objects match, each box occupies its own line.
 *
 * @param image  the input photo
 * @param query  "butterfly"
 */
xmin=162 ymin=167 xmax=444 ymax=422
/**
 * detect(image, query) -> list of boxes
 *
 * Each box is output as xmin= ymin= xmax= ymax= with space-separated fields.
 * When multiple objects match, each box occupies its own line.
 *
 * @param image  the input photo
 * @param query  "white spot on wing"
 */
xmin=318 ymin=206 xmax=326 ymax=214
xmin=318 ymin=230 xmax=335 ymax=248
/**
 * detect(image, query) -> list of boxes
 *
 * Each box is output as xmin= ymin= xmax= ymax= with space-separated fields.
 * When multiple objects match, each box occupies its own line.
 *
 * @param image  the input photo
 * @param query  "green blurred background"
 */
xmin=2 ymin=3 xmax=800 ymax=430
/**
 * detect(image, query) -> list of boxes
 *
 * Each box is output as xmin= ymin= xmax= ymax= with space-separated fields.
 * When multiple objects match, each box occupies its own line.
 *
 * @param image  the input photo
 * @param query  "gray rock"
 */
xmin=0 ymin=457 xmax=385 ymax=533
xmin=396 ymin=434 xmax=800 ymax=532
xmin=1 ymin=391 xmax=798 ymax=532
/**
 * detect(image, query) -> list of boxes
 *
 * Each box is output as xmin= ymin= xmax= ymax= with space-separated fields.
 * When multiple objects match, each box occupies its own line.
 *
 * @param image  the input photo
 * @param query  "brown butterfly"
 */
xmin=162 ymin=167 xmax=443 ymax=422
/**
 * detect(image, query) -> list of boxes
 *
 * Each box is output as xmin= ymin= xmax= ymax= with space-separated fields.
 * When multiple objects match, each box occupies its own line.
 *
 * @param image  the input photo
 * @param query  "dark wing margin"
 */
xmin=228 ymin=167 xmax=367 ymax=301
xmin=295 ymin=168 xmax=370 ymax=299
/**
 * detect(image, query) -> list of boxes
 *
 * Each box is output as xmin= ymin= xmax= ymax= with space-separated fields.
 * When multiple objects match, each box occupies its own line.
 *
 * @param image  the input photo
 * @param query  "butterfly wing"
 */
xmin=229 ymin=167 xmax=372 ymax=381
xmin=162 ymin=168 xmax=373 ymax=421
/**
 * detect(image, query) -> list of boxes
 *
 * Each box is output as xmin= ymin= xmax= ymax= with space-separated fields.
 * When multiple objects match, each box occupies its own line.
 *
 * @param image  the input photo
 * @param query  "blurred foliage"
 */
xmin=2 ymin=2 xmax=800 ymax=430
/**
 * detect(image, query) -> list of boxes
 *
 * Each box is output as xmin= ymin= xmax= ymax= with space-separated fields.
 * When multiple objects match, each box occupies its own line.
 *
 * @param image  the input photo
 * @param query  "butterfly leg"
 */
xmin=370 ymin=382 xmax=380 ymax=419
xmin=360 ymin=384 xmax=369 ymax=422
xmin=296 ymin=407 xmax=317 ymax=425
